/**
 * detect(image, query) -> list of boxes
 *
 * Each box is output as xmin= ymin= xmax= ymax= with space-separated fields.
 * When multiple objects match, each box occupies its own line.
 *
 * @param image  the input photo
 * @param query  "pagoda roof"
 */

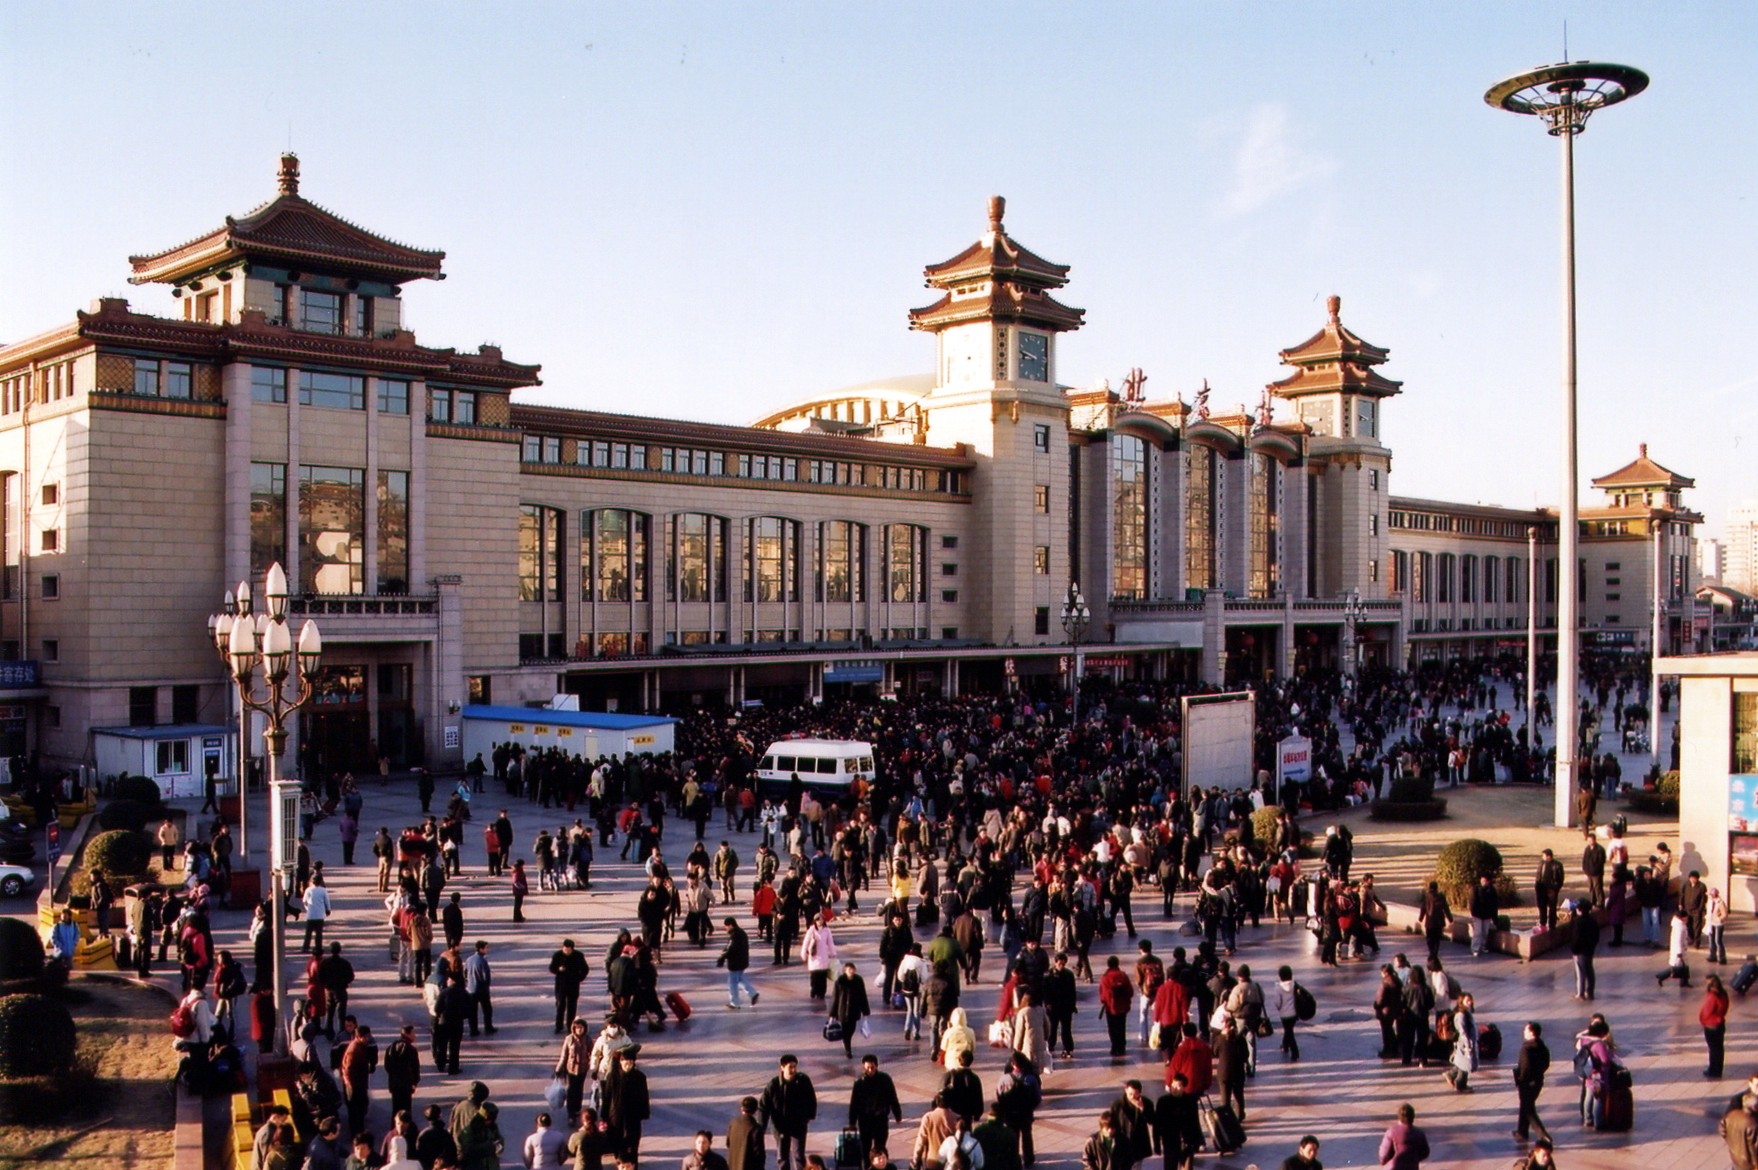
xmin=1268 ymin=295 xmax=1401 ymax=399
xmin=129 ymin=155 xmax=446 ymax=287
xmin=1591 ymin=444 xmax=1694 ymax=490
xmin=909 ymin=197 xmax=1084 ymax=333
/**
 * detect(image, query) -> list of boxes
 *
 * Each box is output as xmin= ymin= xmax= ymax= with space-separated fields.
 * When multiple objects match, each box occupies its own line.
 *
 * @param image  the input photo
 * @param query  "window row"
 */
xmin=1391 ymin=550 xmax=1531 ymax=605
xmin=1 ymin=361 xmax=77 ymax=414
xmin=250 ymin=462 xmax=410 ymax=595
xmin=250 ymin=367 xmax=413 ymax=415
xmin=1388 ymin=510 xmax=1532 ymax=538
xmin=537 ymin=441 xmax=967 ymax=494
xmin=518 ymin=510 xmax=933 ymax=606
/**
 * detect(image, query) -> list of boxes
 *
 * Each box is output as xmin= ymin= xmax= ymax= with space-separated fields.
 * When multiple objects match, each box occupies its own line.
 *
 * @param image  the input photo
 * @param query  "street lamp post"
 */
xmin=207 ymin=586 xmax=254 ymax=860
xmin=1061 ymin=583 xmax=1090 ymax=724
xmin=1651 ymin=509 xmax=1665 ymax=774
xmin=209 ymin=563 xmax=322 ymax=1057
xmin=1527 ymin=525 xmax=1540 ymax=753
xmin=1487 ymin=60 xmax=1648 ymax=827
xmin=1342 ymin=589 xmax=1363 ymax=681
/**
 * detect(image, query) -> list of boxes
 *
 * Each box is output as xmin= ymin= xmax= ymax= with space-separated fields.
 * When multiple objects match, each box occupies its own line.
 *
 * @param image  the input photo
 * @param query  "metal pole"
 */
xmin=1527 ymin=526 xmax=1538 ymax=748
xmin=236 ymin=687 xmax=250 ymax=861
xmin=267 ymin=728 xmax=290 ymax=1059
xmin=1554 ymin=125 xmax=1582 ymax=828
xmin=1652 ymin=512 xmax=1664 ymax=774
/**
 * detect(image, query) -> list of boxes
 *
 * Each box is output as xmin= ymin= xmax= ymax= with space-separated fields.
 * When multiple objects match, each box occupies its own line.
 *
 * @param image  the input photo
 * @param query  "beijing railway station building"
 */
xmin=0 ymin=158 xmax=1702 ymax=777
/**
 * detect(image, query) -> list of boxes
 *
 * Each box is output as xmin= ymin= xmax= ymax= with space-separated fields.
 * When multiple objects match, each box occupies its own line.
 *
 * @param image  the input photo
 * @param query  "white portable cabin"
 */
xmin=460 ymin=706 xmax=676 ymax=764
xmin=755 ymin=738 xmax=876 ymax=794
xmin=92 ymin=725 xmax=238 ymax=799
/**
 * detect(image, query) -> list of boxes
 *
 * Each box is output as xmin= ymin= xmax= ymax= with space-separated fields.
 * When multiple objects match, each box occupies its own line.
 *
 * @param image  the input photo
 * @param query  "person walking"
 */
xmin=847 ymin=1054 xmax=903 ymax=1160
xmin=1570 ymin=900 xmax=1600 ymax=1000
xmin=1278 ymin=1135 xmax=1323 ymax=1170
xmin=555 ymin=1018 xmax=593 ymax=1127
xmin=802 ymin=917 xmax=837 ymax=1001
xmin=302 ymin=875 xmax=333 ymax=956
xmin=1376 ymin=1103 xmax=1429 ymax=1169
xmin=1721 ymin=1093 xmax=1758 ymax=1170
xmin=464 ymin=940 xmax=497 ymax=1035
xmin=433 ymin=976 xmax=470 ymax=1075
xmin=726 ymin=1097 xmax=766 ymax=1170
xmin=1702 ymin=973 xmax=1731 ymax=1078
xmin=1442 ymin=991 xmax=1478 ymax=1092
xmin=383 ymin=1023 xmax=423 ymax=1123
xmin=1511 ymin=1021 xmax=1552 ymax=1146
xmin=1467 ymin=875 xmax=1498 ymax=957
xmin=829 ymin=961 xmax=871 ymax=1059
xmin=511 ymin=859 xmax=530 ymax=923
xmin=340 ymin=1023 xmax=379 ymax=1137
xmin=1581 ymin=830 xmax=1607 ymax=908
xmin=524 ymin=1112 xmax=570 ymax=1170
xmin=1416 ymin=883 xmax=1451 ymax=966
xmin=719 ymin=918 xmax=760 ymax=1009
xmin=550 ymin=939 xmax=591 ymax=1034
xmin=758 ymin=1054 xmax=817 ymax=1170
xmin=1709 ymin=886 xmax=1731 ymax=965
xmin=1270 ymin=965 xmax=1302 ymax=1062
xmin=1098 ymin=956 xmax=1133 ymax=1058
xmin=1658 ymin=908 xmax=1694 ymax=986
xmin=1213 ymin=1016 xmax=1248 ymax=1122
xmin=602 ymin=1045 xmax=651 ymax=1165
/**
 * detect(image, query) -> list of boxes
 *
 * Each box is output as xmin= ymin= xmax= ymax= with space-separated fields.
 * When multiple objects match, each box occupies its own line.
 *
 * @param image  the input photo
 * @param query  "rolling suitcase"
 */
xmin=1731 ymin=960 xmax=1758 ymax=996
xmin=665 ymin=991 xmax=692 ymax=1022
xmin=834 ymin=1127 xmax=863 ymax=1169
xmin=1598 ymin=1085 xmax=1633 ymax=1132
xmin=1200 ymin=1097 xmax=1244 ymax=1153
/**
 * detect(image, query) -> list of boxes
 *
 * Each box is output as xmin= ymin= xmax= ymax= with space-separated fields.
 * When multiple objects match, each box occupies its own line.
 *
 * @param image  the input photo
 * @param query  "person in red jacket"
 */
xmin=1166 ymin=1025 xmax=1213 ymax=1096
xmin=1098 ymin=955 xmax=1133 ymax=1057
xmin=1702 ymin=973 xmax=1731 ymax=1079
xmin=1152 ymin=977 xmax=1192 ymax=1062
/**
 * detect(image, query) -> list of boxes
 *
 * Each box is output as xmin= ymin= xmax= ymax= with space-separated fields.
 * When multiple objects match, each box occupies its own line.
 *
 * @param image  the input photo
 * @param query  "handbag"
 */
xmin=823 ymin=1017 xmax=844 ymax=1043
xmin=987 ymin=1019 xmax=1010 ymax=1048
xmin=544 ymin=1075 xmax=568 ymax=1112
xmin=1254 ymin=1016 xmax=1275 ymax=1039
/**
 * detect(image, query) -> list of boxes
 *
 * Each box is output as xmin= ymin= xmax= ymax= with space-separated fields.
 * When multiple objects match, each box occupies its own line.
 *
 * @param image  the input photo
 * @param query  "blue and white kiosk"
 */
xmin=459 ymin=705 xmax=677 ymax=764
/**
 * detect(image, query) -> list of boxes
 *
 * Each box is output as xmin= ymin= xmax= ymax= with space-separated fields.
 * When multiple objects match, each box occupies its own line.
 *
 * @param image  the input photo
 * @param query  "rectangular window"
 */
xmin=377 ymin=470 xmax=410 ymax=593
xmin=468 ymin=675 xmax=491 ymax=705
xmin=1034 ymin=485 xmax=1050 ymax=513
xmin=250 ymin=462 xmax=287 ymax=577
xmin=353 ymin=296 xmax=372 ymax=336
xmin=299 ymin=289 xmax=343 ymax=334
xmin=1606 ymin=593 xmax=1621 ymax=601
xmin=941 ymin=590 xmax=958 ymax=603
xmin=1033 ymin=546 xmax=1050 ymax=575
xmin=1034 ymin=607 xmax=1050 ymax=636
xmin=42 ymin=638 xmax=58 ymax=662
xmin=251 ymin=367 xmax=288 ymax=404
xmin=40 ymin=574 xmax=58 ymax=600
xmin=816 ymin=520 xmax=865 ymax=604
xmin=1033 ymin=424 xmax=1050 ymax=451
xmin=520 ymin=505 xmax=566 ymax=602
xmin=1369 ymin=558 xmax=1379 ymax=583
xmin=430 ymin=388 xmax=477 ymax=424
xmin=586 ymin=510 xmax=648 ymax=602
xmin=1734 ymin=692 xmax=1758 ymax=774
xmin=747 ymin=517 xmax=797 ymax=603
xmin=941 ymin=535 xmax=958 ymax=549
xmin=377 ymin=379 xmax=410 ymax=415
xmin=129 ymin=686 xmax=156 ymax=727
xmin=942 ymin=627 xmax=958 ymax=639
xmin=298 ymin=370 xmax=366 ymax=411
xmin=299 ymin=465 xmax=365 ymax=594
xmin=1369 ymin=513 xmax=1379 ymax=536
xmin=164 ymin=362 xmax=192 ymax=399
xmin=39 ymin=529 xmax=57 ymax=553
xmin=886 ymin=525 xmax=925 ymax=603
xmin=1369 ymin=469 xmax=1379 ymax=490
xmin=133 ymin=359 xmax=160 ymax=396
xmin=941 ymin=562 xmax=958 ymax=577
xmin=171 ymin=684 xmax=199 ymax=724
xmin=156 ymin=739 xmax=189 ymax=776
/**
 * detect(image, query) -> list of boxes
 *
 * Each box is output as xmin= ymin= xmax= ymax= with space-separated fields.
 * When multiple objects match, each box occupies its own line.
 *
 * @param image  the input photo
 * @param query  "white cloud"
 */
xmin=1216 ymin=103 xmax=1338 ymax=220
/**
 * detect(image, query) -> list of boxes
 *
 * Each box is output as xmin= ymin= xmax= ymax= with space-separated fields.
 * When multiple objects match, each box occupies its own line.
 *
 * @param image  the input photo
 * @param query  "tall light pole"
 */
xmin=1651 ymin=508 xmax=1666 ymax=774
xmin=1342 ymin=588 xmax=1363 ymax=682
xmin=210 ymin=563 xmax=322 ymax=1057
xmin=1487 ymin=60 xmax=1649 ymax=827
xmin=1526 ymin=525 xmax=1539 ymax=751
xmin=1061 ymin=582 xmax=1090 ymax=723
xmin=208 ymin=586 xmax=254 ymax=860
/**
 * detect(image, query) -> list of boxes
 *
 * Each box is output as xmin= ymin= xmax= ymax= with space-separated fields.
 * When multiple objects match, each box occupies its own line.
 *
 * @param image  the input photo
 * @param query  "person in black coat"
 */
xmin=829 ymin=963 xmax=872 ymax=1059
xmin=1154 ymin=1075 xmax=1200 ymax=1170
xmin=602 ymin=1045 xmax=651 ymax=1163
xmin=1569 ymin=900 xmax=1601 ymax=1001
xmin=1513 ymin=1021 xmax=1553 ymax=1145
xmin=848 ymin=1055 xmax=903 ymax=1160
xmin=940 ymin=1050 xmax=984 ymax=1127
xmin=726 ymin=1096 xmax=767 ymax=1170
xmin=550 ymin=939 xmax=591 ymax=1034
xmin=759 ymin=1054 xmax=817 ymax=1170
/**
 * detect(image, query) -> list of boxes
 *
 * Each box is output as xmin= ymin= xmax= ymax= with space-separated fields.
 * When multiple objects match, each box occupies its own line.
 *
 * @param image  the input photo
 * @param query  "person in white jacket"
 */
xmin=1268 ymin=965 xmax=1301 ymax=1062
xmin=802 ymin=918 xmax=837 ymax=1000
xmin=302 ymin=875 xmax=333 ymax=956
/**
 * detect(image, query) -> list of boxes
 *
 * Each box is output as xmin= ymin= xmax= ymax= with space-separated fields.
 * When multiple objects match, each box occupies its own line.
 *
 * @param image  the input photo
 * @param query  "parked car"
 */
xmin=0 ymin=806 xmax=34 ymax=866
xmin=0 ymin=861 xmax=34 ymax=897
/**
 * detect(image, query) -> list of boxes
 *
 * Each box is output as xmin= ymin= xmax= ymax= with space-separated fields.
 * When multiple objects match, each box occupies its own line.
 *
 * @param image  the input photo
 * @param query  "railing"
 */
xmin=288 ymin=594 xmax=438 ymax=616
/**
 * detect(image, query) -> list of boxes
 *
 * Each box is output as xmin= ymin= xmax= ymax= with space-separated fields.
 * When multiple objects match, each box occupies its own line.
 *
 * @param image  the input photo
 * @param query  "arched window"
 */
xmin=746 ymin=517 xmax=800 ymax=603
xmin=884 ymin=524 xmax=927 ymax=603
xmin=582 ymin=510 xmax=648 ymax=602
xmin=1436 ymin=553 xmax=1454 ymax=603
xmin=1483 ymin=555 xmax=1500 ymax=604
xmin=665 ymin=513 xmax=727 ymax=602
xmin=817 ymin=521 xmax=867 ymax=603
xmin=1113 ymin=435 xmax=1148 ymax=601
xmin=1185 ymin=444 xmax=1219 ymax=590
xmin=1460 ymin=554 xmax=1476 ymax=604
xmin=1248 ymin=452 xmax=1280 ymax=599
xmin=518 ymin=504 xmax=564 ymax=602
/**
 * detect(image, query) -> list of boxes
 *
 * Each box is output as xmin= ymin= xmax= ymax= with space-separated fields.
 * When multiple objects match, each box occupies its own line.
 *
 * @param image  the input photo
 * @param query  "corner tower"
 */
xmin=910 ymin=198 xmax=1084 ymax=646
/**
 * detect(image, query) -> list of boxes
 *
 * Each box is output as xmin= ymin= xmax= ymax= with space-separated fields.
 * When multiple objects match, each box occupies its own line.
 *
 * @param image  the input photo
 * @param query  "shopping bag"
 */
xmin=988 ymin=1019 xmax=1010 ymax=1048
xmin=545 ymin=1076 xmax=567 ymax=1112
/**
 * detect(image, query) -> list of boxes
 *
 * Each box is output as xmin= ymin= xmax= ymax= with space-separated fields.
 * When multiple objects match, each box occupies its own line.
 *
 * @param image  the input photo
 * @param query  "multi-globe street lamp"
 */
xmin=1061 ymin=583 xmax=1090 ymax=722
xmin=208 ymin=563 xmax=322 ymax=1057
xmin=1486 ymin=60 xmax=1648 ymax=827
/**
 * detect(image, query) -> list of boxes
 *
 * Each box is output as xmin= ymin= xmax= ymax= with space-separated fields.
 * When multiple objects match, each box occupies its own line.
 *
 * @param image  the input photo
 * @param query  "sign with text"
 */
xmin=1277 ymin=735 xmax=1313 ymax=789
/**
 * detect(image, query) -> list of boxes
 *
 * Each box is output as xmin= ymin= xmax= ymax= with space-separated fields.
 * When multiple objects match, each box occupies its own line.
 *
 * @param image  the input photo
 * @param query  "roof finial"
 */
xmin=1327 ymin=294 xmax=1341 ymax=325
xmin=988 ymin=195 xmax=1005 ymax=234
xmin=1639 ymin=442 xmax=1647 ymax=458
xmin=278 ymin=152 xmax=301 ymax=197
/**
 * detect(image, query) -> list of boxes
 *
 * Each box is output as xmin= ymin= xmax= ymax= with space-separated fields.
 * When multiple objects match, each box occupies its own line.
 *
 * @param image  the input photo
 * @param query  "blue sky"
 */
xmin=3 ymin=2 xmax=1753 ymax=535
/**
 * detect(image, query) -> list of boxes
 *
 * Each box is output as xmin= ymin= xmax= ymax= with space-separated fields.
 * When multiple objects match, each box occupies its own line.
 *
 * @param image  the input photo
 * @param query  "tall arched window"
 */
xmin=746 ymin=517 xmax=800 ymax=603
xmin=519 ymin=504 xmax=565 ymax=601
xmin=1185 ymin=444 xmax=1219 ymax=590
xmin=582 ymin=510 xmax=648 ymax=602
xmin=1248 ymin=452 xmax=1280 ymax=599
xmin=817 ymin=521 xmax=866 ymax=603
xmin=1460 ymin=554 xmax=1477 ymax=604
xmin=884 ymin=524 xmax=927 ymax=603
xmin=1113 ymin=435 xmax=1148 ymax=601
xmin=665 ymin=513 xmax=727 ymax=602
xmin=1484 ymin=555 xmax=1500 ymax=603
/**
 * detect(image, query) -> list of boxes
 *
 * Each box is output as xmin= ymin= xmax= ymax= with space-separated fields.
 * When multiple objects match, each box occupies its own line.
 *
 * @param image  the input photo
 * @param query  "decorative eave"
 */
xmin=1183 ymin=418 xmax=1245 ymax=455
xmin=128 ymin=155 xmax=446 ymax=287
xmin=1268 ymin=362 xmax=1403 ymax=399
xmin=1271 ymin=295 xmax=1400 ymax=399
xmin=1591 ymin=444 xmax=1694 ymax=490
xmin=908 ymin=286 xmax=1085 ymax=333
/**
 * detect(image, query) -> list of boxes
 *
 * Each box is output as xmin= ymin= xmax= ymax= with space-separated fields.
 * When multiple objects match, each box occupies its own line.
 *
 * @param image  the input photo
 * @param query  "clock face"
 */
xmin=1298 ymin=398 xmax=1336 ymax=435
xmin=1357 ymin=399 xmax=1376 ymax=437
xmin=1018 ymin=332 xmax=1048 ymax=382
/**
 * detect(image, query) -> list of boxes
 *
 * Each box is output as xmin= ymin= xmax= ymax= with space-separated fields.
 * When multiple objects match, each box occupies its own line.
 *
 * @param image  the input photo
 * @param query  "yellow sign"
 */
xmin=557 ymin=728 xmax=573 ymax=737
xmin=508 ymin=724 xmax=526 ymax=733
xmin=534 ymin=725 xmax=550 ymax=735
xmin=630 ymin=734 xmax=656 ymax=746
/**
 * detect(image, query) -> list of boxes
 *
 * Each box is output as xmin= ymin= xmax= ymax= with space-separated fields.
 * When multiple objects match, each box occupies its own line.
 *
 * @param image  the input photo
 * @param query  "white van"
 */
xmin=755 ymin=739 xmax=876 ymax=795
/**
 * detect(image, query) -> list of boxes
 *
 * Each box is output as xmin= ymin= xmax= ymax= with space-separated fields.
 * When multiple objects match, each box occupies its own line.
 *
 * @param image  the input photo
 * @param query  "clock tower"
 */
xmin=1268 ymin=295 xmax=1401 ymax=598
xmin=908 ymin=197 xmax=1085 ymax=645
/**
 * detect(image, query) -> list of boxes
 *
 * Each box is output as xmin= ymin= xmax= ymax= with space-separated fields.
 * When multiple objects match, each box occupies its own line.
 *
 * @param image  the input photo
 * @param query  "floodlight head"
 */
xmin=1485 ymin=61 xmax=1648 ymax=136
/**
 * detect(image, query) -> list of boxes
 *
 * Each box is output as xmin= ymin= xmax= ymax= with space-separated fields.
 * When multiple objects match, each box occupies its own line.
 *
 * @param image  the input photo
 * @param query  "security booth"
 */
xmin=459 ymin=706 xmax=676 ymax=763
xmin=93 ymin=724 xmax=238 ymax=799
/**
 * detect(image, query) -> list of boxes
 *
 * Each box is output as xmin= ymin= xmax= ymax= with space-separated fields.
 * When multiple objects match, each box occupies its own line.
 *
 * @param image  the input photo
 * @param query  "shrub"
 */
xmin=1435 ymin=838 xmax=1504 ymax=911
xmin=1250 ymin=805 xmax=1281 ymax=849
xmin=95 ymin=799 xmax=155 ymax=833
xmin=1369 ymin=797 xmax=1448 ymax=822
xmin=84 ymin=829 xmax=152 ymax=879
xmin=0 ymin=994 xmax=77 ymax=1078
xmin=1387 ymin=775 xmax=1435 ymax=803
xmin=110 ymin=775 xmax=163 ymax=807
xmin=1658 ymin=771 xmax=1680 ymax=799
xmin=0 ymin=920 xmax=44 ymax=983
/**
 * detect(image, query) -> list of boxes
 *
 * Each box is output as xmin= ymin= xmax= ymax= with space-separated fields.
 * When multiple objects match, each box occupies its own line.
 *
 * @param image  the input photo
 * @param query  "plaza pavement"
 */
xmin=187 ymin=760 xmax=1736 ymax=1170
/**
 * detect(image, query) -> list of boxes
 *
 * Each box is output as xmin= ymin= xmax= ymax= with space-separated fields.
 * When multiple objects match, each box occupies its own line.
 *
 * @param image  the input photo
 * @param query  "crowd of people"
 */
xmin=130 ymin=653 xmax=1720 ymax=1170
